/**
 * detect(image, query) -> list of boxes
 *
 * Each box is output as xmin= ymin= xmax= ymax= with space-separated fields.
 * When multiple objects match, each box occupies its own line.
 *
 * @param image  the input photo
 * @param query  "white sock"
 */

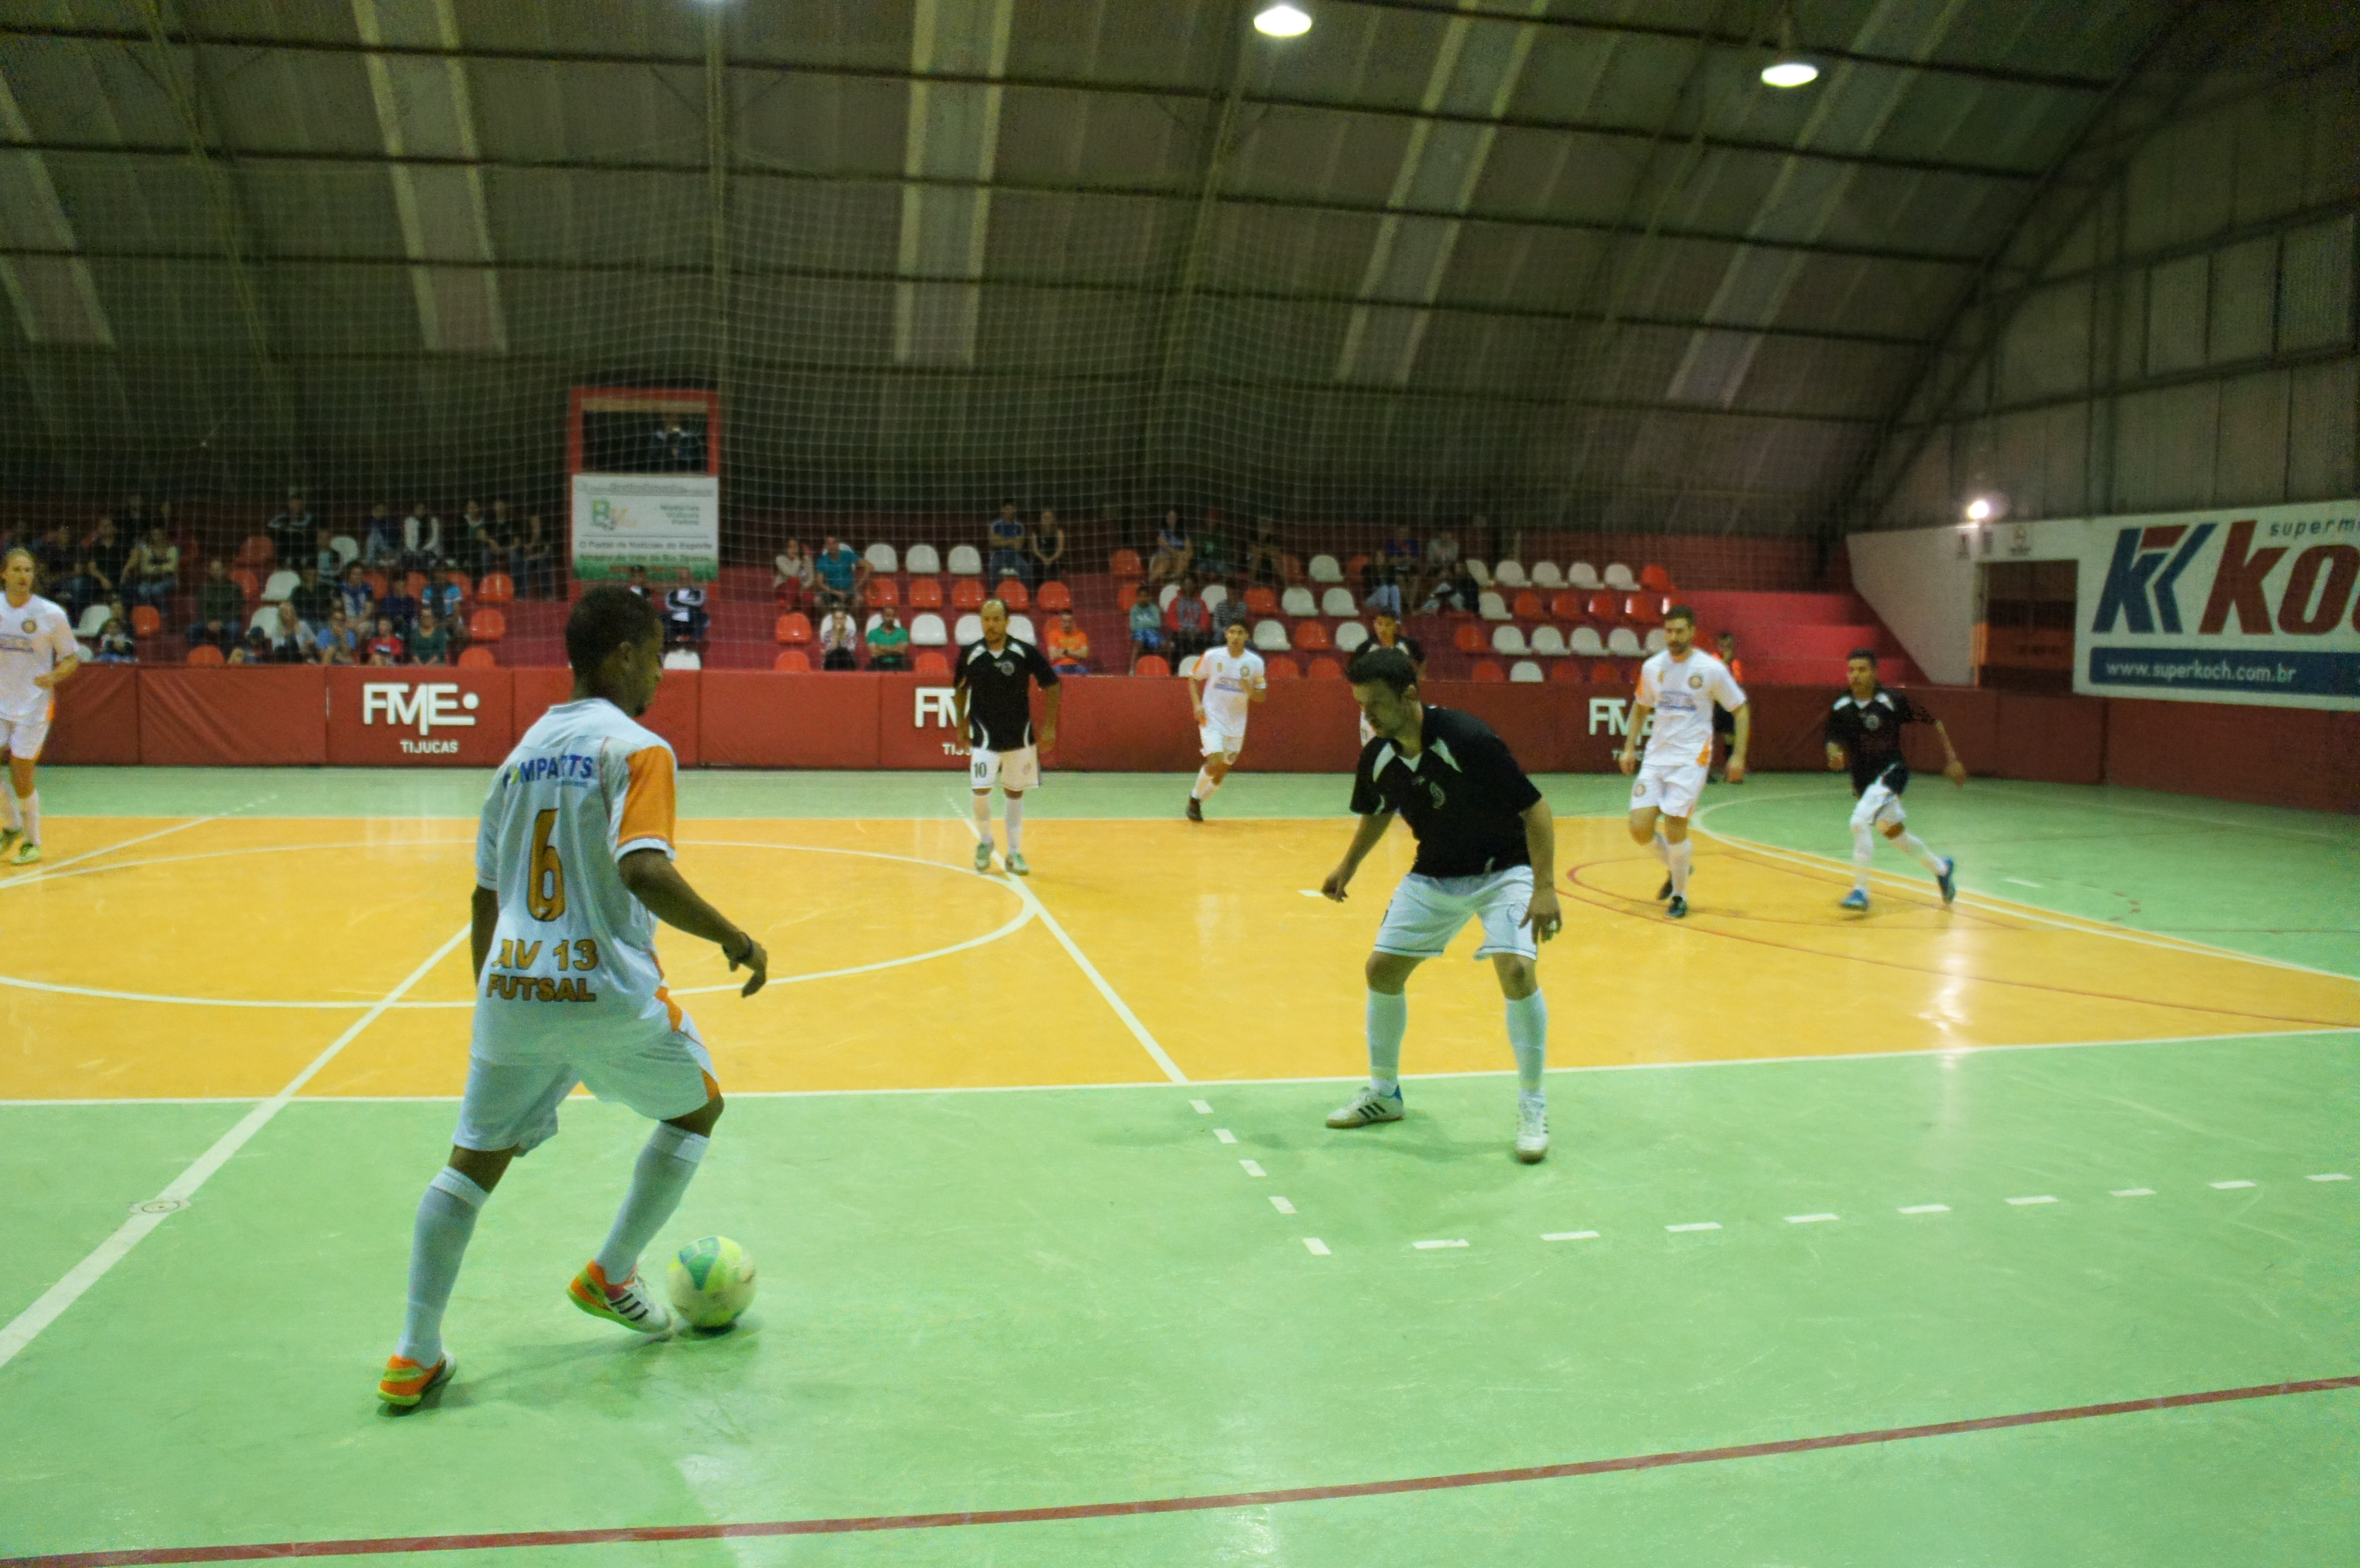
xmin=594 ymin=1123 xmax=710 ymax=1283
xmin=971 ymin=793 xmax=993 ymax=849
xmin=0 ymin=789 xmax=16 ymax=830
xmin=1004 ymin=796 xmax=1024 ymax=852
xmin=1852 ymin=825 xmax=1875 ymax=890
xmin=1647 ymin=830 xmax=1669 ymax=866
xmin=1666 ymin=838 xmax=1693 ymax=897
xmin=1505 ymin=991 xmax=1547 ymax=1093
xmin=19 ymin=791 xmax=37 ymax=847
xmin=1366 ymin=989 xmax=1407 ymax=1095
xmin=1897 ymin=832 xmax=1943 ymax=875
xmin=1192 ymin=767 xmax=1217 ymax=801
xmin=397 ymin=1167 xmax=487 ymax=1365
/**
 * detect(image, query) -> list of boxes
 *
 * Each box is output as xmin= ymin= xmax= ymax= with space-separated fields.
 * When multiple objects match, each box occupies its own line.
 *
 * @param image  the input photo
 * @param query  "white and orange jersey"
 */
xmin=1194 ymin=648 xmax=1264 ymax=732
xmin=1636 ymin=649 xmax=1746 ymax=768
xmin=0 ymin=594 xmax=76 ymax=723
xmin=470 ymin=697 xmax=695 ymax=1062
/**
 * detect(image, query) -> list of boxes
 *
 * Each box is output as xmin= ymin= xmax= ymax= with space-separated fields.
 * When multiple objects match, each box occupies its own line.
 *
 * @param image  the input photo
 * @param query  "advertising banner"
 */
xmin=570 ymin=474 xmax=719 ymax=583
xmin=324 ymin=667 xmax=516 ymax=766
xmin=2072 ymin=499 xmax=2359 ymax=710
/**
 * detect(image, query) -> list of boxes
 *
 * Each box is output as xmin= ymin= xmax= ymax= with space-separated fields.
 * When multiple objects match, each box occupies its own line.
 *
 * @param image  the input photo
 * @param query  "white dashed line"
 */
xmin=1269 ymin=1196 xmax=1295 ymax=1214
xmin=1213 ymin=1128 xmax=1237 ymax=1144
xmin=1897 ymin=1204 xmax=1949 ymax=1215
xmin=1189 ymin=1099 xmax=1213 ymax=1115
xmin=2111 ymin=1188 xmax=2155 ymax=1197
xmin=1297 ymin=889 xmax=1325 ymax=898
xmin=1302 ymin=1237 xmax=1330 ymax=1255
xmin=1413 ymin=1239 xmax=1470 ymax=1250
xmin=1239 ymin=1159 xmax=1266 ymax=1177
xmin=1542 ymin=1230 xmax=1600 ymax=1242
xmin=1666 ymin=1222 xmax=1721 ymax=1234
xmin=2208 ymin=1180 xmax=2256 ymax=1189
xmin=2004 ymin=877 xmax=2042 ymax=888
xmin=2006 ymin=1196 xmax=2059 ymax=1206
xmin=1784 ymin=1213 xmax=1839 ymax=1225
xmin=2307 ymin=1173 xmax=2351 ymax=1182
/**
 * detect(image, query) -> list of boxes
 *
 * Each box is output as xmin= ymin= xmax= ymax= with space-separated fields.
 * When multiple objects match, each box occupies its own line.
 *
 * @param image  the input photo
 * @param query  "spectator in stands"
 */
xmin=33 ymin=523 xmax=75 ymax=586
xmin=625 ymin=564 xmax=653 ymax=602
xmin=340 ymin=563 xmax=374 ymax=624
xmin=267 ymin=491 xmax=314 ymax=566
xmin=1424 ymin=556 xmax=1478 ymax=614
xmin=94 ymin=615 xmax=137 ymax=664
xmin=315 ymin=607 xmax=359 ymax=666
xmin=455 ymin=501 xmax=493 ymax=578
xmin=818 ymin=604 xmax=860 ymax=671
xmin=1363 ymin=562 xmax=1404 ymax=621
xmin=1369 ymin=608 xmax=1425 ymax=674
xmin=290 ymin=564 xmax=337 ymax=627
xmin=1128 ymin=583 xmax=1163 ymax=670
xmin=649 ymin=416 xmax=704 ymax=472
xmin=228 ymin=625 xmax=273 ymax=666
xmin=1147 ymin=510 xmax=1192 ymax=586
xmin=189 ymin=558 xmax=243 ymax=652
xmin=518 ymin=514 xmax=555 ymax=599
xmin=406 ymin=605 xmax=451 ymax=666
xmin=86 ymin=515 xmax=130 ymax=591
xmin=1046 ymin=610 xmax=1091 ymax=675
xmin=1029 ymin=510 xmax=1066 ymax=583
xmin=866 ymin=604 xmax=911 ymax=671
xmin=483 ymin=500 xmax=520 ymax=584
xmin=813 ymin=535 xmax=865 ymax=610
xmin=423 ymin=565 xmax=467 ymax=625
xmin=363 ymin=502 xmax=401 ymax=566
xmin=662 ymin=576 xmax=709 ymax=649
xmin=123 ymin=526 xmax=179 ymax=608
xmin=401 ymin=502 xmax=442 ymax=570
xmin=1163 ymin=576 xmax=1213 ymax=660
xmin=366 ymin=615 xmax=405 ymax=666
xmin=56 ymin=538 xmax=111 ymax=622
xmin=78 ymin=594 xmax=127 ymax=644
xmin=264 ymin=600 xmax=315 ymax=664
xmin=1245 ymin=517 xmax=1282 ymax=587
xmin=376 ymin=576 xmax=420 ymax=634
xmin=314 ymin=527 xmax=343 ymax=577
xmin=117 ymin=491 xmax=150 ymax=538
xmin=1212 ymin=589 xmax=1250 ymax=637
xmin=774 ymin=539 xmax=814 ymax=608
xmin=986 ymin=502 xmax=1030 ymax=585
xmin=1420 ymin=529 xmax=1460 ymax=604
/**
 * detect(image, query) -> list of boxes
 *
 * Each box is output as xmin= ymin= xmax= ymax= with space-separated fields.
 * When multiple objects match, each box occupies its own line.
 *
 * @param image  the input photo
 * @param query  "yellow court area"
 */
xmin=4 ymin=815 xmax=2357 ymax=1103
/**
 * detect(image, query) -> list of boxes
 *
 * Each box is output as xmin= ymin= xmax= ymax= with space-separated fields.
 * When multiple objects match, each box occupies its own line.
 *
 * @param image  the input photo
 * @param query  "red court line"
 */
xmin=8 ymin=1375 xmax=2353 ymax=1568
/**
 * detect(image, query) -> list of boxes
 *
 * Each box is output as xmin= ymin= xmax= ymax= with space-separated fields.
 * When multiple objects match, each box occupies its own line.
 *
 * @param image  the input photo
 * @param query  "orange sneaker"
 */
xmin=377 ymin=1351 xmax=455 ymax=1408
xmin=566 ymin=1261 xmax=673 ymax=1334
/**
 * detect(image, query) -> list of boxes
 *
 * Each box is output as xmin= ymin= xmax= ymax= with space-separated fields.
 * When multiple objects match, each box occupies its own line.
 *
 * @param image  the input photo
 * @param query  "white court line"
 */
xmin=2308 ymin=1173 xmax=2351 ymax=1182
xmin=1542 ymin=1230 xmax=1600 ymax=1242
xmin=1214 ymin=1127 xmax=1237 ymax=1143
xmin=2006 ymin=1195 xmax=2059 ymax=1206
xmin=1189 ymin=1099 xmax=1213 ymax=1114
xmin=1785 ymin=1213 xmax=1840 ymax=1224
xmin=948 ymin=797 xmax=1187 ymax=1083
xmin=1897 ymin=1204 xmax=1949 ymax=1214
xmin=1412 ymin=1239 xmax=1469 ymax=1250
xmin=1666 ymin=1222 xmax=1721 ymax=1233
xmin=4 ymin=815 xmax=217 ymax=880
xmin=0 ymin=922 xmax=470 ymax=1374
xmin=2111 ymin=1188 xmax=2156 ymax=1197
xmin=1269 ymin=1196 xmax=1295 ymax=1214
xmin=2209 ymin=1180 xmax=2257 ymax=1189
xmin=1302 ymin=1237 xmax=1330 ymax=1256
xmin=1239 ymin=1159 xmax=1266 ymax=1177
xmin=2004 ymin=878 xmax=2042 ymax=888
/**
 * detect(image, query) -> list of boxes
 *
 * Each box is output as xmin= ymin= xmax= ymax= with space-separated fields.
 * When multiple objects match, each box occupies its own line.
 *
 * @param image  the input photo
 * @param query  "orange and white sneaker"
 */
xmin=377 ymin=1350 xmax=455 ymax=1408
xmin=566 ymin=1261 xmax=673 ymax=1334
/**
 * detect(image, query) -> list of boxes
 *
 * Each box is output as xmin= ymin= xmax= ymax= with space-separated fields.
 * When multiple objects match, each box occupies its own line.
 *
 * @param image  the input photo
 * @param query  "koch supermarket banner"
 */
xmin=570 ymin=473 xmax=720 ymax=583
xmin=2064 ymin=499 xmax=2359 ymax=710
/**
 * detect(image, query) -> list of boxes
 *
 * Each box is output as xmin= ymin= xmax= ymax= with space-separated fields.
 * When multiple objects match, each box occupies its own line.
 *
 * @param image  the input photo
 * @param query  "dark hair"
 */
xmin=1346 ymin=645 xmax=1419 ymax=694
xmin=1718 ymin=629 xmax=1735 ymax=642
xmin=566 ymin=584 xmax=660 ymax=675
xmin=1848 ymin=648 xmax=1878 ymax=665
xmin=1663 ymin=603 xmax=1696 ymax=626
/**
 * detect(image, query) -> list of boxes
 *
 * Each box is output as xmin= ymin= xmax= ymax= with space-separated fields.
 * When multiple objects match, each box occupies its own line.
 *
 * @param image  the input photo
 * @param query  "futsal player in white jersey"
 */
xmin=1618 ymin=606 xmax=1747 ymax=919
xmin=378 ymin=586 xmax=769 ymax=1408
xmin=1186 ymin=619 xmax=1266 ymax=821
xmin=0 ymin=546 xmax=79 ymax=867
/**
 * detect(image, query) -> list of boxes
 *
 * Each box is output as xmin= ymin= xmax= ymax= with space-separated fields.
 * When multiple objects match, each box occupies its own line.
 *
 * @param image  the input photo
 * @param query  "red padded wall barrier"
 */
xmin=873 ymin=673 xmax=973 ymax=770
xmin=324 ymin=667 xmax=516 ymax=766
xmin=138 ymin=666 xmax=327 ymax=765
xmin=1993 ymin=694 xmax=2106 ymax=786
xmin=2105 ymin=697 xmax=2359 ymax=814
xmin=702 ymin=672 xmax=880 ymax=768
xmin=513 ymin=669 xmax=702 ymax=765
xmin=42 ymin=664 xmax=140 ymax=763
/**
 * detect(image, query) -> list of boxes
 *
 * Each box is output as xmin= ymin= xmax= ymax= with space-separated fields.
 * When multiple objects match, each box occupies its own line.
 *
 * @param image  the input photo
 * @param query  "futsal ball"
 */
xmin=666 ymin=1236 xmax=757 ymax=1329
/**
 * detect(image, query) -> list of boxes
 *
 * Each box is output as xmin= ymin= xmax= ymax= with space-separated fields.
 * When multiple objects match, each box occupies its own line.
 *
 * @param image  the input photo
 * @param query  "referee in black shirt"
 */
xmin=953 ymin=598 xmax=1060 ymax=876
xmin=1320 ymin=645 xmax=1560 ymax=1163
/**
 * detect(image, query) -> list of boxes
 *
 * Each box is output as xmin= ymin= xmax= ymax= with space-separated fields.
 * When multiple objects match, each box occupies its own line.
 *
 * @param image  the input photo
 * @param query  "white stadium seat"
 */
xmin=1010 ymin=614 xmax=1036 ymax=643
xmin=1491 ymin=625 xmax=1529 ymax=656
xmin=77 ymin=603 xmax=112 ymax=638
xmin=954 ymin=612 xmax=983 ymax=644
xmin=904 ymin=543 xmax=941 ymax=575
xmin=1529 ymin=625 xmax=1568 ymax=656
xmin=1307 ymin=554 xmax=1344 ymax=583
xmin=662 ymin=649 xmax=701 ymax=670
xmin=1280 ymin=586 xmax=1318 ymax=617
xmin=261 ymin=569 xmax=300 ymax=602
xmin=1529 ymin=561 xmax=1563 ymax=588
xmin=1644 ymin=627 xmax=1668 ymax=653
xmin=1253 ymin=619 xmax=1291 ymax=652
xmin=1477 ymin=590 xmax=1510 ymax=622
xmin=1159 ymin=582 xmax=1182 ymax=610
xmin=1608 ymin=625 xmax=1643 ymax=657
xmin=329 ymin=535 xmax=360 ymax=567
xmin=1467 ymin=560 xmax=1494 ymax=588
xmin=247 ymin=605 xmax=281 ymax=634
xmin=1571 ymin=626 xmax=1606 ymax=657
xmin=1320 ymin=586 xmax=1357 ymax=617
xmin=1603 ymin=563 xmax=1637 ymax=590
xmin=1199 ymin=583 xmax=1228 ymax=610
xmin=946 ymin=544 xmax=983 ymax=576
xmin=1492 ymin=560 xmax=1528 ymax=588
xmin=865 ymin=612 xmax=884 ymax=634
xmin=1567 ymin=562 xmax=1600 ymax=588
xmin=864 ymin=542 xmax=898 ymax=574
xmin=1509 ymin=660 xmax=1544 ymax=684
xmin=1333 ymin=620 xmax=1369 ymax=653
xmin=910 ymin=612 xmax=948 ymax=646
xmin=1176 ymin=654 xmax=1200 ymax=678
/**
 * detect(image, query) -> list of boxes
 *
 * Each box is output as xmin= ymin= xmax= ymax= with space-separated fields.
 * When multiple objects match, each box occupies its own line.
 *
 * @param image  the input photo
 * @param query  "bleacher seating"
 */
xmin=1509 ymin=660 xmax=1543 ymax=683
xmin=1280 ymin=586 xmax=1317 ymax=616
xmin=1333 ymin=620 xmax=1367 ymax=652
xmin=906 ymin=544 xmax=941 ymax=574
xmin=1320 ymin=587 xmax=1356 ymax=617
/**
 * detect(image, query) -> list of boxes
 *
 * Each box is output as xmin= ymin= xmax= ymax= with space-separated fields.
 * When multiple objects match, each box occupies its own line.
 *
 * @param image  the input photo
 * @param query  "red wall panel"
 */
xmin=512 ymin=669 xmax=702 ymax=764
xmin=1992 ymin=694 xmax=2106 ymax=785
xmin=1057 ymin=674 xmax=1198 ymax=772
xmin=2105 ymin=698 xmax=2359 ymax=814
xmin=138 ymin=667 xmax=327 ymax=766
xmin=323 ymin=668 xmax=516 ymax=766
xmin=701 ymin=672 xmax=880 ymax=768
xmin=873 ymin=673 xmax=973 ymax=770
xmin=43 ymin=664 xmax=141 ymax=763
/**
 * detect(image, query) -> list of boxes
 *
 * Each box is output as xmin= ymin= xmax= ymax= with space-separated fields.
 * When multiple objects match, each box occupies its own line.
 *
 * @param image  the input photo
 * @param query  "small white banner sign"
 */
xmin=570 ymin=474 xmax=719 ymax=583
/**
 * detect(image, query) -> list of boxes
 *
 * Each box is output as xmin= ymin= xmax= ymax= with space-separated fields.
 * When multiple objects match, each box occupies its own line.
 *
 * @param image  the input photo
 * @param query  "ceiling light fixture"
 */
xmin=1254 ymin=4 xmax=1312 ymax=38
xmin=1761 ymin=6 xmax=1818 ymax=88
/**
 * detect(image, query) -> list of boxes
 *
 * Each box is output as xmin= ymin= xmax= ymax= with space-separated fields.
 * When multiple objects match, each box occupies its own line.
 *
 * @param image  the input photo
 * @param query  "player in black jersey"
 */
xmin=1824 ymin=649 xmax=1964 ymax=911
xmin=953 ymin=599 xmax=1060 ymax=876
xmin=1320 ymin=645 xmax=1560 ymax=1163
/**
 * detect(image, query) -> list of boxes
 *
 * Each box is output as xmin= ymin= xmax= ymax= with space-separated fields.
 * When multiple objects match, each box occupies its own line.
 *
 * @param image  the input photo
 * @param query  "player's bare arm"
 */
xmin=1039 ymin=681 xmax=1060 ymax=752
xmin=1933 ymin=720 xmax=1967 ymax=786
xmin=33 ymin=652 xmax=77 ymax=691
xmin=1251 ymin=672 xmax=1267 ymax=704
xmin=1618 ymin=704 xmax=1653 ymax=774
xmin=618 ymin=849 xmax=769 ymax=995
xmin=1190 ymin=666 xmax=1209 ymax=725
xmin=950 ymin=683 xmax=971 ymax=752
xmin=470 ymin=884 xmax=500 ymax=979
xmin=1518 ymin=800 xmax=1562 ymax=940
xmin=1826 ymin=740 xmax=1848 ymax=772
xmin=1727 ymin=702 xmax=1750 ymax=784
xmin=1322 ymin=810 xmax=1395 ymax=900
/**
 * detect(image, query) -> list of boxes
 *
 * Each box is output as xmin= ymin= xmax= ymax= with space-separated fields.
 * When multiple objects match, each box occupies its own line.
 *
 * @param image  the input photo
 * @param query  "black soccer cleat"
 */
xmin=1186 ymin=796 xmax=1204 ymax=822
xmin=1667 ymin=894 xmax=1688 ymax=919
xmin=1657 ymin=877 xmax=1673 ymax=901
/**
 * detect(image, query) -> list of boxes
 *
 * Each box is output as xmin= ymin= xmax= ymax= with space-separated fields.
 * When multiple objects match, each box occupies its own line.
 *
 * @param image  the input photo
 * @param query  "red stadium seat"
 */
xmin=907 ymin=577 xmax=944 ymax=609
xmin=457 ymin=645 xmax=497 ymax=669
xmin=1586 ymin=591 xmax=1622 ymax=623
xmin=1453 ymin=622 xmax=1486 ymax=654
xmin=131 ymin=605 xmax=160 ymax=637
xmin=1109 ymin=549 xmax=1142 ymax=576
xmin=446 ymin=572 xmax=472 ymax=600
xmin=1548 ymin=659 xmax=1584 ymax=683
xmin=1281 ymin=554 xmax=1305 ymax=584
xmin=234 ymin=535 xmax=274 ymax=570
xmin=1512 ymin=590 xmax=1544 ymax=621
xmin=1262 ymin=655 xmax=1300 ymax=680
xmin=866 ymin=577 xmax=899 ymax=607
xmin=466 ymin=608 xmax=505 ymax=643
xmin=914 ymin=649 xmax=951 ymax=677
xmin=477 ymin=573 xmax=515 ymax=605
xmin=1307 ymin=656 xmax=1343 ymax=680
xmin=404 ymin=571 xmax=430 ymax=598
xmin=186 ymin=644 xmax=225 ymax=666
xmin=952 ymin=579 xmax=985 ymax=610
xmin=993 ymin=578 xmax=1030 ymax=611
xmin=1036 ymin=580 xmax=1071 ymax=612
xmin=1640 ymin=564 xmax=1672 ymax=592
xmin=1471 ymin=660 xmax=1506 ymax=683
xmin=1294 ymin=621 xmax=1333 ymax=650
xmin=1549 ymin=590 xmax=1585 ymax=622
xmin=1591 ymin=660 xmax=1623 ymax=684
xmin=774 ymin=649 xmax=812 ymax=672
xmin=1133 ymin=655 xmax=1171 ymax=677
xmin=363 ymin=571 xmax=388 ymax=598
xmin=1624 ymin=594 xmax=1662 ymax=627
xmin=1243 ymin=586 xmax=1278 ymax=614
xmin=776 ymin=612 xmax=812 ymax=645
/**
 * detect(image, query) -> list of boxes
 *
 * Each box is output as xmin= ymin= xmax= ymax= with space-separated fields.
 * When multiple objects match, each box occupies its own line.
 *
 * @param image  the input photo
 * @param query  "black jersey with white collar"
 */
xmin=1349 ymin=706 xmax=1542 ymax=878
xmin=954 ymin=637 xmax=1058 ymax=752
xmin=1825 ymin=686 xmax=1934 ymax=796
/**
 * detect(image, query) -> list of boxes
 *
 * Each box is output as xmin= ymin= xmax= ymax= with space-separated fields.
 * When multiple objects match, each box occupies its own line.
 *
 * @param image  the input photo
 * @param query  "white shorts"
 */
xmin=1852 ymin=780 xmax=1907 ymax=831
xmin=1374 ymin=867 xmax=1538 ymax=962
xmin=1630 ymin=760 xmax=1707 ymax=820
xmin=0 ymin=713 xmax=49 ymax=762
xmin=970 ymin=744 xmax=1041 ymax=793
xmin=452 ymin=1031 xmax=716 ymax=1154
xmin=1199 ymin=721 xmax=1244 ymax=760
